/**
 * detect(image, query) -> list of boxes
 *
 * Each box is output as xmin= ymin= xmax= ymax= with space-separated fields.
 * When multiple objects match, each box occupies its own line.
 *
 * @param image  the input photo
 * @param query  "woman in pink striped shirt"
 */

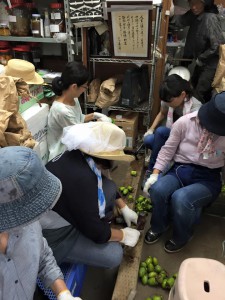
xmin=144 ymin=92 xmax=225 ymax=253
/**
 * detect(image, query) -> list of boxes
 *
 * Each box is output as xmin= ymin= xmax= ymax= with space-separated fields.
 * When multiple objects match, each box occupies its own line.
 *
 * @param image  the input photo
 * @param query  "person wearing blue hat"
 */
xmin=144 ymin=92 xmax=225 ymax=253
xmin=0 ymin=146 xmax=82 ymax=300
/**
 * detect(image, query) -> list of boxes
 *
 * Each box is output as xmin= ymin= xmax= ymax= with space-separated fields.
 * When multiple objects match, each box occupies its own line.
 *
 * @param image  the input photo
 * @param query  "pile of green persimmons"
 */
xmin=139 ymin=255 xmax=178 ymax=300
xmin=119 ymin=185 xmax=152 ymax=213
xmin=135 ymin=195 xmax=152 ymax=213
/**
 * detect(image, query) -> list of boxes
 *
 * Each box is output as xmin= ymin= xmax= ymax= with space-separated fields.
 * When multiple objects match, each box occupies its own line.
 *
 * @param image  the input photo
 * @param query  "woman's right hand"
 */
xmin=120 ymin=228 xmax=140 ymax=247
xmin=143 ymin=173 xmax=159 ymax=196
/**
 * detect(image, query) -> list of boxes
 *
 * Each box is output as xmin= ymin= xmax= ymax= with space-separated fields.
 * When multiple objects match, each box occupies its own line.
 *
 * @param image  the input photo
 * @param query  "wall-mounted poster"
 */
xmin=107 ymin=1 xmax=153 ymax=59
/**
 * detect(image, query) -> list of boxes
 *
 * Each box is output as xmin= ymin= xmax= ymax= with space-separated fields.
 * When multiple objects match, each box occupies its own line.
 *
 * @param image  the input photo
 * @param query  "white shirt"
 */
xmin=47 ymin=98 xmax=85 ymax=161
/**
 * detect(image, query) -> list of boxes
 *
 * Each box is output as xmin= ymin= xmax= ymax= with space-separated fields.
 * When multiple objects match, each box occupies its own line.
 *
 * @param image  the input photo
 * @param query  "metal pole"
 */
xmin=64 ymin=0 xmax=74 ymax=62
xmin=147 ymin=3 xmax=162 ymax=126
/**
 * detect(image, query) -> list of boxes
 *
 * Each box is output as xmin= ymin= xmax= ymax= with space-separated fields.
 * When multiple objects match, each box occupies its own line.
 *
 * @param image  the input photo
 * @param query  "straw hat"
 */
xmin=4 ymin=59 xmax=44 ymax=84
xmin=61 ymin=122 xmax=135 ymax=162
xmin=0 ymin=146 xmax=62 ymax=231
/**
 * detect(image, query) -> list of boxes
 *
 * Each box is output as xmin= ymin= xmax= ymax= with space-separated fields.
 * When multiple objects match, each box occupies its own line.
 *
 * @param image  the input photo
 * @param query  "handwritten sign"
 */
xmin=112 ymin=10 xmax=149 ymax=57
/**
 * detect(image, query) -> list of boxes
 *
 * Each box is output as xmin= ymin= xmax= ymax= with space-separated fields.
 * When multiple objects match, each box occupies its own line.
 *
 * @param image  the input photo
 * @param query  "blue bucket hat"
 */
xmin=0 ymin=146 xmax=62 ymax=231
xmin=198 ymin=92 xmax=225 ymax=136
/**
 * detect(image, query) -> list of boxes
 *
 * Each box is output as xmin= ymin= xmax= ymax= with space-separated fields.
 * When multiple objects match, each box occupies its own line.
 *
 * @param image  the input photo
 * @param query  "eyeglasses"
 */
xmin=81 ymin=85 xmax=89 ymax=91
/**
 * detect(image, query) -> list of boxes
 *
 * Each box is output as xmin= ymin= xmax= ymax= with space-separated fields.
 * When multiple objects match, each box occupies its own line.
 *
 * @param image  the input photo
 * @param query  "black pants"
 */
xmin=191 ymin=65 xmax=216 ymax=103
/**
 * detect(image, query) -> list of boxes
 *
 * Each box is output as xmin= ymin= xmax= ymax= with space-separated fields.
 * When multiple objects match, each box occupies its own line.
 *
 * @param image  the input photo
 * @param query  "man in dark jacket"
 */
xmin=170 ymin=0 xmax=225 ymax=103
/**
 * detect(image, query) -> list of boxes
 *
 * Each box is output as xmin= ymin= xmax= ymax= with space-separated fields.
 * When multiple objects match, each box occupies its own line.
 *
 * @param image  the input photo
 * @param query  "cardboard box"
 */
xmin=19 ymin=84 xmax=44 ymax=113
xmin=21 ymin=103 xmax=49 ymax=164
xmin=21 ymin=103 xmax=49 ymax=141
xmin=110 ymin=111 xmax=139 ymax=150
xmin=33 ymin=136 xmax=49 ymax=165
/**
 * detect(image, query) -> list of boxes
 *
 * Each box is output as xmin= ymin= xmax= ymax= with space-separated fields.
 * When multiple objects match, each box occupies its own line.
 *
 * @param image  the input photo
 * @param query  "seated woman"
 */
xmin=143 ymin=73 xmax=202 ymax=184
xmin=47 ymin=61 xmax=111 ymax=161
xmin=40 ymin=122 xmax=140 ymax=268
xmin=144 ymin=92 xmax=225 ymax=253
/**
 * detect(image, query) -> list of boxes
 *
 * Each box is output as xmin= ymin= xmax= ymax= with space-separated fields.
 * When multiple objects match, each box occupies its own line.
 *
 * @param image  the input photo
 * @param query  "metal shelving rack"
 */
xmin=85 ymin=100 xmax=150 ymax=113
xmin=0 ymin=0 xmax=76 ymax=63
xmin=84 ymin=3 xmax=163 ymax=126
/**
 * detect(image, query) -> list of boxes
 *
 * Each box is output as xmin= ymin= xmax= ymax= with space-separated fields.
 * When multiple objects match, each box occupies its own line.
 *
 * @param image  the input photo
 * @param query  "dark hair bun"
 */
xmin=52 ymin=77 xmax=64 ymax=96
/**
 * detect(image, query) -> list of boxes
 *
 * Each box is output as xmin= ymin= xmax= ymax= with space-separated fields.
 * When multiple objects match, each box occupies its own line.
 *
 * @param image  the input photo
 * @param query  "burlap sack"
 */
xmin=0 ymin=110 xmax=13 ymax=147
xmin=0 ymin=75 xmax=36 ymax=148
xmin=87 ymin=78 xmax=101 ymax=103
xmin=212 ymin=44 xmax=225 ymax=89
xmin=0 ymin=75 xmax=19 ymax=112
xmin=95 ymin=76 xmax=122 ymax=109
xmin=215 ymin=77 xmax=225 ymax=93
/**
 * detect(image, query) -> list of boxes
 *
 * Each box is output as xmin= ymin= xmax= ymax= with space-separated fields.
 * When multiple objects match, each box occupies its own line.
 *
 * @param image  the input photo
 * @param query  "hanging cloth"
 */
xmin=69 ymin=0 xmax=103 ymax=28
xmin=166 ymin=97 xmax=193 ymax=128
xmin=197 ymin=128 xmax=216 ymax=159
xmin=85 ymin=156 xmax=106 ymax=218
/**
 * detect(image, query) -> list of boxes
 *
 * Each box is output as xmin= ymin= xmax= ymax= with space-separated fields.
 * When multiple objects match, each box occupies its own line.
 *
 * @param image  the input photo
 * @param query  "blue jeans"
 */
xmin=144 ymin=126 xmax=171 ymax=171
xmin=149 ymin=174 xmax=213 ymax=245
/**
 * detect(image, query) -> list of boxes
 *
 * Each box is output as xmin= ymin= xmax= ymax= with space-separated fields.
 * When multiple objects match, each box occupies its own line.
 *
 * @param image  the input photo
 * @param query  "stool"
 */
xmin=168 ymin=258 xmax=225 ymax=300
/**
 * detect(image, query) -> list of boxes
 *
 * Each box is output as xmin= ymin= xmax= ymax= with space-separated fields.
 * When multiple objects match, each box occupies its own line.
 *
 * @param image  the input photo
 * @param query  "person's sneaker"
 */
xmin=164 ymin=239 xmax=187 ymax=253
xmin=141 ymin=169 xmax=152 ymax=190
xmin=144 ymin=229 xmax=161 ymax=244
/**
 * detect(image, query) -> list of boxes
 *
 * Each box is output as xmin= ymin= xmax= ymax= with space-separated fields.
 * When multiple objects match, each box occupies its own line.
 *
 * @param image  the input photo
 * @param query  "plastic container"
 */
xmin=0 ymin=41 xmax=11 ymax=49
xmin=31 ymin=14 xmax=41 ymax=37
xmin=24 ymin=2 xmax=39 ymax=15
xmin=44 ymin=9 xmax=51 ymax=38
xmin=7 ymin=0 xmax=30 ymax=36
xmin=12 ymin=45 xmax=32 ymax=62
xmin=29 ymin=42 xmax=42 ymax=68
xmin=49 ymin=3 xmax=65 ymax=37
xmin=0 ymin=48 xmax=12 ymax=65
xmin=0 ymin=23 xmax=10 ymax=36
xmin=37 ymin=263 xmax=87 ymax=299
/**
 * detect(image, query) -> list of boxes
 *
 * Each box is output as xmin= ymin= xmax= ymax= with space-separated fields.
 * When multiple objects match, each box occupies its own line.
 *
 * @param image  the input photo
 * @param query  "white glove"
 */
xmin=196 ymin=58 xmax=204 ymax=67
xmin=144 ymin=128 xmax=154 ymax=138
xmin=120 ymin=227 xmax=140 ymax=247
xmin=120 ymin=205 xmax=138 ymax=227
xmin=143 ymin=174 xmax=159 ymax=196
xmin=57 ymin=290 xmax=82 ymax=300
xmin=93 ymin=112 xmax=112 ymax=123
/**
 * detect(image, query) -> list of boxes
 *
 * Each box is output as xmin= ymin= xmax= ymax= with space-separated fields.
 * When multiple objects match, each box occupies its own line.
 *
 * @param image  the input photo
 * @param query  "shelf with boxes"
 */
xmin=85 ymin=100 xmax=149 ymax=113
xmin=84 ymin=2 xmax=163 ymax=130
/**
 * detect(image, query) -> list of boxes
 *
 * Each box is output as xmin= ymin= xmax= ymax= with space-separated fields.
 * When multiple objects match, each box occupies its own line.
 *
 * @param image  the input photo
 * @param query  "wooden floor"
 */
xmin=111 ymin=155 xmax=145 ymax=300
